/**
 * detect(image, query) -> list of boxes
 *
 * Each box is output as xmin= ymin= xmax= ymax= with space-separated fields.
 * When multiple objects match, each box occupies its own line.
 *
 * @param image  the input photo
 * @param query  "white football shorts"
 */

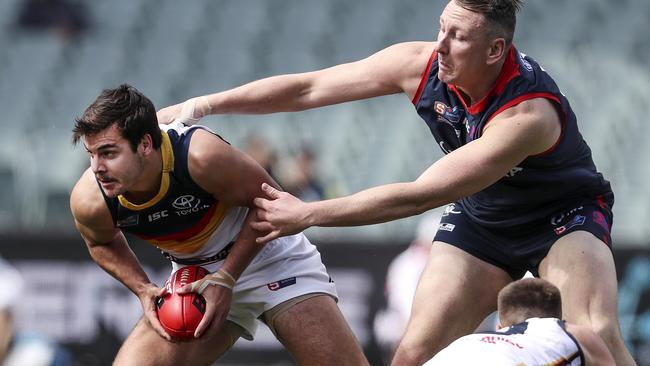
xmin=170 ymin=233 xmax=338 ymax=340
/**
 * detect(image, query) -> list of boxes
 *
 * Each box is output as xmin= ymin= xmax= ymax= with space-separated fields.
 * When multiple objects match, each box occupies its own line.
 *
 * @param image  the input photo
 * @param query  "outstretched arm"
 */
xmin=253 ymin=98 xmax=562 ymax=243
xmin=157 ymin=42 xmax=435 ymax=124
xmin=70 ymin=169 xmax=170 ymax=340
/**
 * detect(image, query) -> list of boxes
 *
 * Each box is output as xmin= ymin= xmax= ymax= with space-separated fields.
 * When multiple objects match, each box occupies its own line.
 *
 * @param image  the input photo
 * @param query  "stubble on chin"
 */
xmin=438 ymin=71 xmax=453 ymax=84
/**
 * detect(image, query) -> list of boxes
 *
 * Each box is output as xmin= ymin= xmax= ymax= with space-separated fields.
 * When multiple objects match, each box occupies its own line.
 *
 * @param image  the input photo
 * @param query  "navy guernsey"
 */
xmin=98 ymin=124 xmax=247 ymax=256
xmin=412 ymin=47 xmax=613 ymax=227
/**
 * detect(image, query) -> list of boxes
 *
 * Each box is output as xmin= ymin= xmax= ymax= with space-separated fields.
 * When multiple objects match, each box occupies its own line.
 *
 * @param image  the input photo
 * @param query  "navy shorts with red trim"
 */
xmin=433 ymin=200 xmax=613 ymax=279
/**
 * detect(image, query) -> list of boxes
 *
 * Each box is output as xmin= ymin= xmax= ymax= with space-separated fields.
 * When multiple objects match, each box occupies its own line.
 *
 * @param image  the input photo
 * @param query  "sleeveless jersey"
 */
xmin=413 ymin=47 xmax=613 ymax=227
xmin=99 ymin=122 xmax=248 ymax=259
xmin=424 ymin=317 xmax=584 ymax=366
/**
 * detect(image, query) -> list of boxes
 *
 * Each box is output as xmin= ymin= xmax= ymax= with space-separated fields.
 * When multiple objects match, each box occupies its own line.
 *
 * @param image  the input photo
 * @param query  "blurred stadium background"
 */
xmin=0 ymin=0 xmax=649 ymax=365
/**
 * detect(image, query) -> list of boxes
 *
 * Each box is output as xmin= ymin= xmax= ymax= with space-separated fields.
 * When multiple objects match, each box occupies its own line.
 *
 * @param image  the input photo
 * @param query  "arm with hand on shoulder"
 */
xmin=252 ymin=98 xmax=562 ymax=243
xmin=565 ymin=323 xmax=616 ymax=366
xmin=175 ymin=129 xmax=281 ymax=338
xmin=70 ymin=169 xmax=171 ymax=340
xmin=156 ymin=42 xmax=435 ymax=124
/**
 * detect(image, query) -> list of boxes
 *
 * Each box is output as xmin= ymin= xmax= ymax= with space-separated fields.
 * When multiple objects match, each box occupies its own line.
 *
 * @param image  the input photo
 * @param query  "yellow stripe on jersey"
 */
xmin=149 ymin=201 xmax=231 ymax=254
xmin=118 ymin=132 xmax=175 ymax=210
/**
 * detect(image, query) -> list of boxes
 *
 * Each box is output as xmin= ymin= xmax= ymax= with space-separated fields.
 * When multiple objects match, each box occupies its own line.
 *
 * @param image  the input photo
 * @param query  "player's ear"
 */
xmin=139 ymin=134 xmax=154 ymax=154
xmin=487 ymin=38 xmax=506 ymax=65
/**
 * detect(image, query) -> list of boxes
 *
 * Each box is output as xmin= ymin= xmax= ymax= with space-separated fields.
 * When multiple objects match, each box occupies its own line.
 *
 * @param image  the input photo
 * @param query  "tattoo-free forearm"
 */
xmin=308 ymin=182 xmax=448 ymax=227
xmin=86 ymin=237 xmax=153 ymax=297
xmin=204 ymin=74 xmax=313 ymax=115
xmin=219 ymin=210 xmax=265 ymax=280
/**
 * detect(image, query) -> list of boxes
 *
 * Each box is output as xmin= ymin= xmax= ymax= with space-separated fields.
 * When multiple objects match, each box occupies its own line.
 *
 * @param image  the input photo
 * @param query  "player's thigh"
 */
xmin=538 ymin=231 xmax=619 ymax=331
xmin=270 ymin=294 xmax=369 ymax=366
xmin=403 ymin=242 xmax=511 ymax=350
xmin=114 ymin=318 xmax=243 ymax=366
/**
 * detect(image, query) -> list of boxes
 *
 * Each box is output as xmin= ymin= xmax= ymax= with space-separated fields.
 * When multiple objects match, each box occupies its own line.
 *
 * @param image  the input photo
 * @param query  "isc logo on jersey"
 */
xmin=148 ymin=210 xmax=169 ymax=222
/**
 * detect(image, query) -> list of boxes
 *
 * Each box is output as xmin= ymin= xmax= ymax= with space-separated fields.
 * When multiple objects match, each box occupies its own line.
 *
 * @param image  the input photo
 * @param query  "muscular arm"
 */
xmin=157 ymin=42 xmax=436 ymax=122
xmin=566 ymin=323 xmax=616 ymax=366
xmin=70 ymin=169 xmax=169 ymax=339
xmin=70 ymin=169 xmax=152 ymax=295
xmin=255 ymin=98 xmax=562 ymax=241
xmin=187 ymin=130 xmax=281 ymax=279
xmin=310 ymin=99 xmax=561 ymax=225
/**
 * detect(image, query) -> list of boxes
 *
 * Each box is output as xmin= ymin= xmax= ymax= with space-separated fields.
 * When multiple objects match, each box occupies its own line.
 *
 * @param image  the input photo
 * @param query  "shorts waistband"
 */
xmin=162 ymin=242 xmax=234 ymax=265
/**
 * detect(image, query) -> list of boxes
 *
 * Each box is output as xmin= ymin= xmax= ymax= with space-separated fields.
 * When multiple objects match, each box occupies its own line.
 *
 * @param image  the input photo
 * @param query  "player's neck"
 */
xmin=122 ymin=150 xmax=164 ymax=204
xmin=454 ymin=59 xmax=506 ymax=106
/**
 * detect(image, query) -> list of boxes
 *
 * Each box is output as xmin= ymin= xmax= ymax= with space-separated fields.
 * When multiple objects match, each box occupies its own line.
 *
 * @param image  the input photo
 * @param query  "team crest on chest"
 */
xmin=434 ymin=101 xmax=461 ymax=123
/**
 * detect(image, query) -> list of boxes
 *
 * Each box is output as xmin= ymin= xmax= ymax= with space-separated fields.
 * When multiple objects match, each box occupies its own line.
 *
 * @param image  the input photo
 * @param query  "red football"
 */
xmin=156 ymin=265 xmax=209 ymax=340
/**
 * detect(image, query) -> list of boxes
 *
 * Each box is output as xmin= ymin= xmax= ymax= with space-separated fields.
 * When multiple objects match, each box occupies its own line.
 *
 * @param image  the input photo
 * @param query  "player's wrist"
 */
xmin=191 ymin=268 xmax=236 ymax=293
xmin=134 ymin=281 xmax=158 ymax=299
xmin=304 ymin=201 xmax=322 ymax=228
xmin=195 ymin=96 xmax=213 ymax=118
xmin=179 ymin=96 xmax=213 ymax=123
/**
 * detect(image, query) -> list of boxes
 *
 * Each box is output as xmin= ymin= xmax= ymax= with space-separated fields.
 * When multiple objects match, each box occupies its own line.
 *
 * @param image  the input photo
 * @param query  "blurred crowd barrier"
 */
xmin=0 ymin=0 xmax=648 ymax=243
xmin=1 ymin=233 xmax=649 ymax=365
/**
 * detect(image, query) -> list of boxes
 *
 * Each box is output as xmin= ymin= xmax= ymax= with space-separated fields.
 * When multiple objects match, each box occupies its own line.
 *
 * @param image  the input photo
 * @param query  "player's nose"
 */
xmin=90 ymin=157 xmax=105 ymax=174
xmin=435 ymin=32 xmax=449 ymax=54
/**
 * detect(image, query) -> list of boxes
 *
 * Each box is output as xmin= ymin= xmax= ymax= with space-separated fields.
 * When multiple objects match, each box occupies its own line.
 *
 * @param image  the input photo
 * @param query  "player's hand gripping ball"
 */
xmin=156 ymin=265 xmax=209 ymax=340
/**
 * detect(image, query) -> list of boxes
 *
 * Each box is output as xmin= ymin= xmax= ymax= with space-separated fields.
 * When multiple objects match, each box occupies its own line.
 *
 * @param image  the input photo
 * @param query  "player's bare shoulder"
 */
xmin=380 ymin=41 xmax=437 ymax=99
xmin=185 ymin=128 xmax=232 ymax=177
xmin=70 ymin=168 xmax=114 ymax=230
xmin=186 ymin=127 xmax=273 ymax=207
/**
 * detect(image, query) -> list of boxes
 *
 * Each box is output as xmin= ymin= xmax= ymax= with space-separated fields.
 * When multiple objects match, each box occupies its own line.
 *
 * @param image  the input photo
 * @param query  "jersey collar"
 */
xmin=118 ymin=131 xmax=174 ymax=210
xmin=449 ymin=46 xmax=520 ymax=115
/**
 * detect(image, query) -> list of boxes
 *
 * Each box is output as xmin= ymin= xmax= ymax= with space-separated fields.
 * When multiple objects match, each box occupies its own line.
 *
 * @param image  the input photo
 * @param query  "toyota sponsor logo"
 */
xmin=172 ymin=195 xmax=199 ymax=210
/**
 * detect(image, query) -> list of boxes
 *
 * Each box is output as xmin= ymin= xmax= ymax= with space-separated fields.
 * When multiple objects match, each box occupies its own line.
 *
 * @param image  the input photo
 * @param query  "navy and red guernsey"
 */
xmin=412 ymin=47 xmax=613 ymax=227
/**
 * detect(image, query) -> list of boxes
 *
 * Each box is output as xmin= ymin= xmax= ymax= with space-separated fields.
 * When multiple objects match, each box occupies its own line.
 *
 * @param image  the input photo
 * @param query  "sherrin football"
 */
xmin=156 ymin=265 xmax=209 ymax=340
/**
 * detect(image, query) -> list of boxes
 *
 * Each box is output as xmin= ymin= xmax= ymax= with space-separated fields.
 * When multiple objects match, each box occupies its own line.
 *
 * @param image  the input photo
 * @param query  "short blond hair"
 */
xmin=453 ymin=0 xmax=523 ymax=45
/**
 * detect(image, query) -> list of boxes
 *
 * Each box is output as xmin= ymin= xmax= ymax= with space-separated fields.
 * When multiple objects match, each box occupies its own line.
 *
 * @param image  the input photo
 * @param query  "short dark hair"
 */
xmin=73 ymin=84 xmax=162 ymax=151
xmin=498 ymin=278 xmax=562 ymax=326
xmin=454 ymin=0 xmax=523 ymax=45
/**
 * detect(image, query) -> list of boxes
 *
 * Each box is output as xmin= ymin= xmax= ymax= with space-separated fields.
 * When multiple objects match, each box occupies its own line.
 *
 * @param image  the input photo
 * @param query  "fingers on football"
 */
xmin=156 ymin=286 xmax=168 ymax=297
xmin=176 ymin=279 xmax=203 ymax=295
xmin=175 ymin=281 xmax=195 ymax=295
xmin=194 ymin=303 xmax=216 ymax=338
xmin=148 ymin=311 xmax=171 ymax=341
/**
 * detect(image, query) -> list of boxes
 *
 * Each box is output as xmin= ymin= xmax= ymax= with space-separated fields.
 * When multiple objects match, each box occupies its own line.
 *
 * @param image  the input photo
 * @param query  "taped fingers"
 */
xmin=190 ymin=269 xmax=236 ymax=294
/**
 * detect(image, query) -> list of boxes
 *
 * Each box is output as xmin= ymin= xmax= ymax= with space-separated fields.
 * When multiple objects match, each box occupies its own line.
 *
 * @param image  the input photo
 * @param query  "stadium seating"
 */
xmin=0 ymin=0 xmax=647 ymax=243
